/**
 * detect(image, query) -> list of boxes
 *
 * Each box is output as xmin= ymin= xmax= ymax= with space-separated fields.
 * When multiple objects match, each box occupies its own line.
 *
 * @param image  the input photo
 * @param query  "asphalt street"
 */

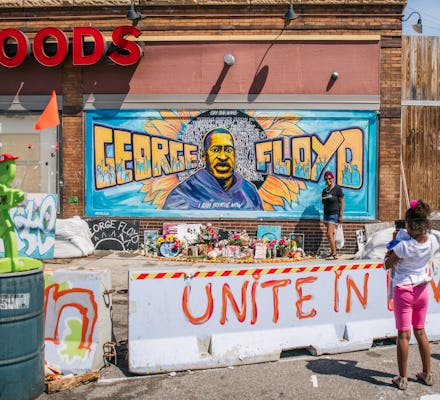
xmin=35 ymin=251 xmax=440 ymax=400
xmin=36 ymin=336 xmax=440 ymax=400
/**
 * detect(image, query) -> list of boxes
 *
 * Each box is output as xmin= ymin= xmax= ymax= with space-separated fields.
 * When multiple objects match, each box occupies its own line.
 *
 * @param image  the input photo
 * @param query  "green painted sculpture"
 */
xmin=0 ymin=153 xmax=42 ymax=273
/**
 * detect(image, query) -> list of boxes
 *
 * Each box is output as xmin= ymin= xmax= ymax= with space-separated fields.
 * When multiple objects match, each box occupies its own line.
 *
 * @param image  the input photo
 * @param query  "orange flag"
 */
xmin=34 ymin=90 xmax=60 ymax=130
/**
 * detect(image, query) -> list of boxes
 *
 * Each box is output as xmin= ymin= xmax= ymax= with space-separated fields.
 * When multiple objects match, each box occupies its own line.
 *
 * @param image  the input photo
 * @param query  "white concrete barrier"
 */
xmin=44 ymin=268 xmax=112 ymax=374
xmin=128 ymin=260 xmax=440 ymax=374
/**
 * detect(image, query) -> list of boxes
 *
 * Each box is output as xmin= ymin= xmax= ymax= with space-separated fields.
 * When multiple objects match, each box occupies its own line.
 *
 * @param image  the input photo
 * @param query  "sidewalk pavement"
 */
xmin=45 ymin=249 xmax=356 ymax=298
xmin=44 ymin=249 xmax=145 ymax=300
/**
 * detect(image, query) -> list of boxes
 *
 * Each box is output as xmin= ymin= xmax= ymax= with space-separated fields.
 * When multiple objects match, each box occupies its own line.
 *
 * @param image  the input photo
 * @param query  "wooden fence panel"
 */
xmin=401 ymin=36 xmax=440 ymax=213
xmin=403 ymin=36 xmax=440 ymax=101
xmin=401 ymin=106 xmax=440 ymax=212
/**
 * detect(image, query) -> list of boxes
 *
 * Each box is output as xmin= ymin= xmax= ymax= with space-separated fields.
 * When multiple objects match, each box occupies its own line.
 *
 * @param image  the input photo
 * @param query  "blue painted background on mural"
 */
xmin=85 ymin=109 xmax=377 ymax=220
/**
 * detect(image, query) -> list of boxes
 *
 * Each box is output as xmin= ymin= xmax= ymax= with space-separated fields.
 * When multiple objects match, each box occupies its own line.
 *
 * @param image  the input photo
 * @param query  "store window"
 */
xmin=0 ymin=113 xmax=60 ymax=209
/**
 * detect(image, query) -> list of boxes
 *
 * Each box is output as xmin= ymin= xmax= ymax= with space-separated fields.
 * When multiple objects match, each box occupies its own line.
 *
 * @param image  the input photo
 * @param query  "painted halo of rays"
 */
xmin=177 ymin=110 xmax=267 ymax=189
xmin=140 ymin=109 xmax=306 ymax=210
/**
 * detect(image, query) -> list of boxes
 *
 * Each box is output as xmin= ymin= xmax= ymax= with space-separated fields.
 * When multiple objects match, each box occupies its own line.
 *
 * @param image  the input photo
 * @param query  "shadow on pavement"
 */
xmin=100 ymin=339 xmax=139 ymax=379
xmin=306 ymin=358 xmax=394 ymax=387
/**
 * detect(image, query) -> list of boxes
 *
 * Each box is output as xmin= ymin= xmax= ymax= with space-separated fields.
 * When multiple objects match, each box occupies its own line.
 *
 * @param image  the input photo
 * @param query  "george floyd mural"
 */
xmin=85 ymin=109 xmax=377 ymax=220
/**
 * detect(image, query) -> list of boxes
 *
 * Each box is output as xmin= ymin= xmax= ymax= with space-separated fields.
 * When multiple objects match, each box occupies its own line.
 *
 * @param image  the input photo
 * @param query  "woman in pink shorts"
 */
xmin=385 ymin=200 xmax=439 ymax=390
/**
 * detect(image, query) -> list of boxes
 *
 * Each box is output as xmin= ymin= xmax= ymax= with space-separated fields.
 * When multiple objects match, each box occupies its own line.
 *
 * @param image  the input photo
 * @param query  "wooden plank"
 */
xmin=401 ymin=105 xmax=440 ymax=211
xmin=401 ymin=36 xmax=440 ymax=211
xmin=403 ymin=36 xmax=440 ymax=102
xmin=45 ymin=370 xmax=100 ymax=393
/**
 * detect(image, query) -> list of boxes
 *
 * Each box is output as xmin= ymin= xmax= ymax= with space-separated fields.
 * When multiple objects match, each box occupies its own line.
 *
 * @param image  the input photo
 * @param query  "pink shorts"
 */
xmin=393 ymin=284 xmax=429 ymax=331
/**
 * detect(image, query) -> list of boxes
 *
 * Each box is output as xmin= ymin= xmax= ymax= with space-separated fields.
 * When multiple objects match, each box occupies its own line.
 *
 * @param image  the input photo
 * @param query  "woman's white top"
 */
xmin=392 ymin=233 xmax=439 ymax=287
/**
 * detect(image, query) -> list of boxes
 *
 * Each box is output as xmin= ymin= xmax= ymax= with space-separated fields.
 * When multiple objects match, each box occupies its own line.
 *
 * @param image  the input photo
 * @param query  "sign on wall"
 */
xmin=0 ymin=193 xmax=57 ymax=259
xmin=0 ymin=26 xmax=143 ymax=67
xmin=85 ymin=109 xmax=377 ymax=219
xmin=86 ymin=219 xmax=140 ymax=251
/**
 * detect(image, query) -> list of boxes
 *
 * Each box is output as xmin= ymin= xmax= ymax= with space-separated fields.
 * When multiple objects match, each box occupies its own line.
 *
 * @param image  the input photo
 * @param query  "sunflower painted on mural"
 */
xmin=140 ymin=109 xmax=306 ymax=211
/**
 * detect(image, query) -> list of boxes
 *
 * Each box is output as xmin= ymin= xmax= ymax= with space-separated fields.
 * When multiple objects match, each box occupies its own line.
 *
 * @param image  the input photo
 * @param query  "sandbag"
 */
xmin=54 ymin=216 xmax=94 ymax=258
xmin=355 ymin=227 xmax=440 ymax=261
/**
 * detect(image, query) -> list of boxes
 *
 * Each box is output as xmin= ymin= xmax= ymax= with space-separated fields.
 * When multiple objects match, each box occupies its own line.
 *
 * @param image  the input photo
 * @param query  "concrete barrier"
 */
xmin=44 ymin=268 xmax=112 ymax=374
xmin=128 ymin=260 xmax=440 ymax=374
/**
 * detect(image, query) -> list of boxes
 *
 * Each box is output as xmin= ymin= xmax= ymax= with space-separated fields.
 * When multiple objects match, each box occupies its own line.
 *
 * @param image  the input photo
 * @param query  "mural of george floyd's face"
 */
xmin=204 ymin=132 xmax=236 ymax=181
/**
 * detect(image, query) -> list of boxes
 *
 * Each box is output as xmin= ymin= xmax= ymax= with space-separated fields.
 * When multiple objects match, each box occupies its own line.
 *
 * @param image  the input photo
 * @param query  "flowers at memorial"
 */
xmin=197 ymin=223 xmax=219 ymax=245
xmin=171 ymin=239 xmax=182 ymax=251
xmin=227 ymin=230 xmax=250 ymax=248
xmin=141 ymin=239 xmax=156 ymax=255
xmin=157 ymin=233 xmax=175 ymax=245
xmin=156 ymin=233 xmax=184 ymax=251
xmin=141 ymin=224 xmax=313 ymax=262
xmin=286 ymin=247 xmax=306 ymax=260
xmin=277 ymin=238 xmax=289 ymax=251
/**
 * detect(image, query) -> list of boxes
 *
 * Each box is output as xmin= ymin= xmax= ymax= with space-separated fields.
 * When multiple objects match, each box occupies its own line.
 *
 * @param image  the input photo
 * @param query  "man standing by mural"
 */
xmin=163 ymin=127 xmax=263 ymax=210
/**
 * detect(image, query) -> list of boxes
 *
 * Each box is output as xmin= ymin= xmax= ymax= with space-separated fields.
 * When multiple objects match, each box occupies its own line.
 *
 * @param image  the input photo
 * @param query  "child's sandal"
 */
xmin=392 ymin=375 xmax=408 ymax=390
xmin=416 ymin=371 xmax=433 ymax=386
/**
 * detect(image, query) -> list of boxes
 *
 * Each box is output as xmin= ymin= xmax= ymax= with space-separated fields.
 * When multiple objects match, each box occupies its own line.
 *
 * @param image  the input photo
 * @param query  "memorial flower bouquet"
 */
xmin=157 ymin=233 xmax=175 ymax=246
xmin=277 ymin=238 xmax=289 ymax=257
xmin=227 ymin=230 xmax=250 ymax=248
xmin=157 ymin=234 xmax=183 ymax=252
xmin=197 ymin=223 xmax=219 ymax=245
xmin=141 ymin=238 xmax=156 ymax=255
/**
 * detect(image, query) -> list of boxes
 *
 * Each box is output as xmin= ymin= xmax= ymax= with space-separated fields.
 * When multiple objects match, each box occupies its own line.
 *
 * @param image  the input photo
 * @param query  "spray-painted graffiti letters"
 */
xmin=0 ymin=193 xmax=57 ymax=259
xmin=44 ymin=283 xmax=98 ymax=351
xmin=12 ymin=195 xmax=57 ymax=257
xmin=182 ymin=272 xmax=372 ymax=325
xmin=182 ymin=273 xmax=440 ymax=326
xmin=87 ymin=218 xmax=140 ymax=251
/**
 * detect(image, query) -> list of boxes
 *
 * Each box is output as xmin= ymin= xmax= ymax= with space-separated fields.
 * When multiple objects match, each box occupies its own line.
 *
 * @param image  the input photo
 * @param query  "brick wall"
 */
xmin=138 ymin=219 xmax=366 ymax=255
xmin=1 ymin=1 xmax=406 ymax=254
xmin=61 ymin=57 xmax=84 ymax=217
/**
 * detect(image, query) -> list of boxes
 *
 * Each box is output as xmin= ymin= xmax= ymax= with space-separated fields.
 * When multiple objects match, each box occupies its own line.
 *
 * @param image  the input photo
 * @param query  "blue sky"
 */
xmin=403 ymin=0 xmax=440 ymax=35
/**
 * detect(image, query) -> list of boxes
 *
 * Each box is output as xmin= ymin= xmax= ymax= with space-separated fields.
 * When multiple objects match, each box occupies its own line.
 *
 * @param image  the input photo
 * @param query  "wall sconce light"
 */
xmin=224 ymin=54 xmax=236 ymax=66
xmin=402 ymin=11 xmax=423 ymax=34
xmin=284 ymin=0 xmax=297 ymax=21
xmin=326 ymin=71 xmax=339 ymax=91
xmin=126 ymin=0 xmax=142 ymax=21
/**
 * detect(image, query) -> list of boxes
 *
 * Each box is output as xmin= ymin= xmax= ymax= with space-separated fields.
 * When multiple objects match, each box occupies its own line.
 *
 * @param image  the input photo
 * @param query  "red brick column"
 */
xmin=61 ymin=58 xmax=84 ymax=217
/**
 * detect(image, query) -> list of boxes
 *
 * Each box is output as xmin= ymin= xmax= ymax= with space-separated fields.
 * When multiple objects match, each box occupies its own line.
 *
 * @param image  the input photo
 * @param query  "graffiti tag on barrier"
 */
xmin=45 ymin=283 xmax=98 ymax=353
xmin=43 ymin=271 xmax=106 ymax=373
xmin=181 ymin=273 xmax=440 ymax=326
